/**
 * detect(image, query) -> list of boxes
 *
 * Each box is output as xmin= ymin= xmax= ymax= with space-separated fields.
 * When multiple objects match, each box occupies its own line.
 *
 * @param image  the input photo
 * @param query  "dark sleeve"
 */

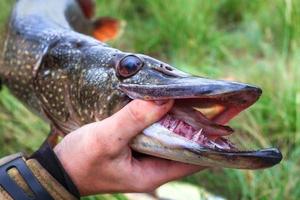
xmin=30 ymin=143 xmax=80 ymax=198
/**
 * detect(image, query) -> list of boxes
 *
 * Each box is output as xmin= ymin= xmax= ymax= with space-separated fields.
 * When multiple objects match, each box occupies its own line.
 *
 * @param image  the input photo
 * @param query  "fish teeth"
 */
xmin=210 ymin=141 xmax=226 ymax=149
xmin=199 ymin=135 xmax=205 ymax=143
xmin=192 ymin=129 xmax=203 ymax=142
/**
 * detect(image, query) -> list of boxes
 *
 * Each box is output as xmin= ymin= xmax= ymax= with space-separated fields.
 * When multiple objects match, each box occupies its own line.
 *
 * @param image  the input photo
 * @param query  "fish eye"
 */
xmin=117 ymin=55 xmax=143 ymax=78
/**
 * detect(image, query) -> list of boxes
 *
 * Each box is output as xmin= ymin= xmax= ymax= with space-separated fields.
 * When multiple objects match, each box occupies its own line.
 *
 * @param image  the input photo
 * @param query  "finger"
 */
xmin=133 ymin=157 xmax=205 ymax=189
xmin=91 ymin=99 xmax=173 ymax=143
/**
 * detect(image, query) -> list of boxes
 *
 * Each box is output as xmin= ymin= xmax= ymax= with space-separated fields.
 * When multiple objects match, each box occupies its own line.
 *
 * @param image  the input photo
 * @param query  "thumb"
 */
xmin=92 ymin=99 xmax=173 ymax=144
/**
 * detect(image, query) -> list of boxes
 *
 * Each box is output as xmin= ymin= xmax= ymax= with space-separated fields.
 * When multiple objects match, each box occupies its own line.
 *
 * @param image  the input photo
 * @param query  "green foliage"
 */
xmin=0 ymin=0 xmax=299 ymax=199
xmin=0 ymin=88 xmax=49 ymax=156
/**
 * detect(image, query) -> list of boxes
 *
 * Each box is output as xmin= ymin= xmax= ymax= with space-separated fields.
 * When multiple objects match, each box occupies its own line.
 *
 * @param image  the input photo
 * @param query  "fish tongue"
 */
xmin=170 ymin=106 xmax=234 ymax=137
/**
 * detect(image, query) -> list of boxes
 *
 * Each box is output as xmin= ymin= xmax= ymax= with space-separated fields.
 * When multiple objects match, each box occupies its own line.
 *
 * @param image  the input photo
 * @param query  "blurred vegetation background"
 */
xmin=0 ymin=0 xmax=299 ymax=199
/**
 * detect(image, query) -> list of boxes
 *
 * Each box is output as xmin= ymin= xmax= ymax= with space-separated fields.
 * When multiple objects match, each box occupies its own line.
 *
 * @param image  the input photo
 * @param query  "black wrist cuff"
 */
xmin=0 ymin=154 xmax=53 ymax=200
xmin=31 ymin=143 xmax=80 ymax=198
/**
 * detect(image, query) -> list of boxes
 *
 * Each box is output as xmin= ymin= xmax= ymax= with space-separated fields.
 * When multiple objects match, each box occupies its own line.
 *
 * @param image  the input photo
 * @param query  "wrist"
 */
xmin=31 ymin=142 xmax=80 ymax=198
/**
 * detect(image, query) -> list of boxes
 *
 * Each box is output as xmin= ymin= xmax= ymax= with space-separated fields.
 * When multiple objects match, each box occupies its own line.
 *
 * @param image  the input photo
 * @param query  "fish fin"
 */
xmin=93 ymin=17 xmax=125 ymax=42
xmin=46 ymin=131 xmax=59 ymax=148
xmin=77 ymin=0 xmax=95 ymax=19
xmin=39 ymin=104 xmax=66 ymax=147
xmin=43 ymin=127 xmax=64 ymax=148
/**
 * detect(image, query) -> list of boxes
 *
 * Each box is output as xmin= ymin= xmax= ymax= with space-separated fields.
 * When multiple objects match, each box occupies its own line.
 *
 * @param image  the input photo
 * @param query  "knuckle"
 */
xmin=126 ymin=101 xmax=147 ymax=124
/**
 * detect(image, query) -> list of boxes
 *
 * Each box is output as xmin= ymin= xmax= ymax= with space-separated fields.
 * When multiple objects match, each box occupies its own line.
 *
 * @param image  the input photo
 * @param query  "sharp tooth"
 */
xmin=192 ymin=129 xmax=203 ymax=142
xmin=200 ymin=135 xmax=205 ymax=143
xmin=169 ymin=119 xmax=177 ymax=131
xmin=210 ymin=141 xmax=224 ymax=149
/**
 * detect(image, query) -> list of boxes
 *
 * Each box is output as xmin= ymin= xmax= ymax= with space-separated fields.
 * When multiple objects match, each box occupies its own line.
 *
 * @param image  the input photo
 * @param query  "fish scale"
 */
xmin=0 ymin=0 xmax=111 ymax=131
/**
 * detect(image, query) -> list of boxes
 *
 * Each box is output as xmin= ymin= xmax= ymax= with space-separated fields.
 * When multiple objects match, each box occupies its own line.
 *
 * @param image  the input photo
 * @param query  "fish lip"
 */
xmin=188 ymin=147 xmax=283 ymax=169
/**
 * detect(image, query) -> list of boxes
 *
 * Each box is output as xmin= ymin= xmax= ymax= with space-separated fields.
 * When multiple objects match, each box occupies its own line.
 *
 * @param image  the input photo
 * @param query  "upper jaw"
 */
xmin=119 ymin=76 xmax=282 ymax=169
xmin=119 ymin=76 xmax=261 ymax=102
xmin=119 ymin=76 xmax=262 ymax=125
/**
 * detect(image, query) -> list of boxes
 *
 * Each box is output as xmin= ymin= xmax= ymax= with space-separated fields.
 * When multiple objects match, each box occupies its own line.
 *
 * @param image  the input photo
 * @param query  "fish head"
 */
xmin=68 ymin=46 xmax=282 ymax=169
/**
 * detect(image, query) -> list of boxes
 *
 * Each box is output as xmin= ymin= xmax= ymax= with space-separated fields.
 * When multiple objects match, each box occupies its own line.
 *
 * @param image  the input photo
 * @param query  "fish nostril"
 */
xmin=160 ymin=64 xmax=173 ymax=71
xmin=165 ymin=66 xmax=173 ymax=71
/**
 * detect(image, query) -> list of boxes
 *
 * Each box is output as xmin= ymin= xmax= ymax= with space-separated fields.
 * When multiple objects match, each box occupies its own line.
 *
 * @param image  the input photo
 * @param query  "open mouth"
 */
xmin=120 ymin=77 xmax=282 ymax=169
xmin=158 ymin=107 xmax=235 ymax=151
xmin=156 ymin=93 xmax=253 ymax=152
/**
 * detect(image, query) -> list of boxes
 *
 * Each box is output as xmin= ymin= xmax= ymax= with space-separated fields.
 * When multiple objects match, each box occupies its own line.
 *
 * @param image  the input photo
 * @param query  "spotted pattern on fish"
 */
xmin=0 ymin=0 xmax=194 ymax=133
xmin=0 ymin=0 xmax=104 ymax=130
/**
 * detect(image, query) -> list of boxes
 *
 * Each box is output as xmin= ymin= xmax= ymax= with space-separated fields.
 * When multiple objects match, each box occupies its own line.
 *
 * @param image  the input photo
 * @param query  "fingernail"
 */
xmin=154 ymin=100 xmax=169 ymax=105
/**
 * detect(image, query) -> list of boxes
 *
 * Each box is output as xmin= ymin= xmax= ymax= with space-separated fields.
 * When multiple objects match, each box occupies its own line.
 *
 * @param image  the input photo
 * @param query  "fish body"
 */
xmin=0 ymin=0 xmax=123 ymax=131
xmin=0 ymin=0 xmax=282 ymax=169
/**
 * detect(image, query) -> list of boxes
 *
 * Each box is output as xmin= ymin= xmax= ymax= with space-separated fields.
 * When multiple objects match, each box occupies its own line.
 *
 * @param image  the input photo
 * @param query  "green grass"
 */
xmin=0 ymin=0 xmax=299 ymax=199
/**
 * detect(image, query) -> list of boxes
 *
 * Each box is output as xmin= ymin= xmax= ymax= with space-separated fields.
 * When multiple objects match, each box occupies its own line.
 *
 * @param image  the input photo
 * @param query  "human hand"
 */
xmin=54 ymin=100 xmax=204 ymax=195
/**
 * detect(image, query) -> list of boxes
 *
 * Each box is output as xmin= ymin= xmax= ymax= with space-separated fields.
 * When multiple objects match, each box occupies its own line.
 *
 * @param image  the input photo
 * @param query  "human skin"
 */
xmin=54 ymin=100 xmax=204 ymax=195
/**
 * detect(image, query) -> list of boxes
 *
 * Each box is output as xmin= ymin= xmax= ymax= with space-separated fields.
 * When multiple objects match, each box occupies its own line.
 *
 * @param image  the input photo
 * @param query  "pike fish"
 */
xmin=0 ymin=0 xmax=282 ymax=169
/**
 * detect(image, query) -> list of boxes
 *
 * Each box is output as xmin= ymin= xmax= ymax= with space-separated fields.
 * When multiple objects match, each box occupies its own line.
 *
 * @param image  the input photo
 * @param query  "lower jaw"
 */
xmin=129 ymin=112 xmax=282 ymax=169
xmin=131 ymin=125 xmax=282 ymax=169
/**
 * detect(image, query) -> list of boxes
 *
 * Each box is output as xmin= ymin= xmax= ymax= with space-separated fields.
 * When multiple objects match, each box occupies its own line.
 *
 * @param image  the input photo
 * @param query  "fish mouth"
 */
xmin=119 ymin=77 xmax=282 ymax=169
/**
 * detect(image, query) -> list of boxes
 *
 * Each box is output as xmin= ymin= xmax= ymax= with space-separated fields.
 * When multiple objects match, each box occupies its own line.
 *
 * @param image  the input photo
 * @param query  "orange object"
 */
xmin=93 ymin=17 xmax=122 ymax=42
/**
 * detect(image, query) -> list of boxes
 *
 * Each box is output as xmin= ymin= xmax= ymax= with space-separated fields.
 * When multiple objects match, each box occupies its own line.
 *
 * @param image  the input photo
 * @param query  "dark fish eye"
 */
xmin=117 ymin=55 xmax=143 ymax=78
